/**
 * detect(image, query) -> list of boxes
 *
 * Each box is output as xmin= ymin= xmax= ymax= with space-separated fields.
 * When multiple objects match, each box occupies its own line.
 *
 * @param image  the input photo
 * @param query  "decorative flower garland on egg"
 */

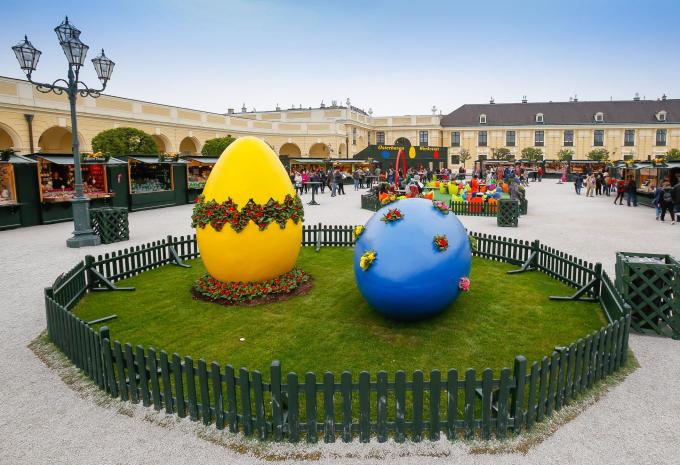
xmin=353 ymin=225 xmax=365 ymax=240
xmin=191 ymin=194 xmax=304 ymax=232
xmin=432 ymin=200 xmax=450 ymax=215
xmin=433 ymin=234 xmax=448 ymax=251
xmin=360 ymin=250 xmax=377 ymax=271
xmin=381 ymin=208 xmax=404 ymax=223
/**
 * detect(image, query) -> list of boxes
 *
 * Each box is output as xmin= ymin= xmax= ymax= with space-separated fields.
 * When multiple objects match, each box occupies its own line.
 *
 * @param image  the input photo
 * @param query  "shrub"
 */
xmin=201 ymin=136 xmax=235 ymax=156
xmin=665 ymin=148 xmax=680 ymax=162
xmin=91 ymin=127 xmax=158 ymax=155
xmin=587 ymin=148 xmax=609 ymax=161
xmin=556 ymin=149 xmax=574 ymax=161
xmin=521 ymin=147 xmax=543 ymax=161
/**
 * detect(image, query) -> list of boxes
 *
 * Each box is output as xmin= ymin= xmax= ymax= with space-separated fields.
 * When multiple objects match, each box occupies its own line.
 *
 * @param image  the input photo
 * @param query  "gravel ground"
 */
xmin=1 ymin=181 xmax=679 ymax=465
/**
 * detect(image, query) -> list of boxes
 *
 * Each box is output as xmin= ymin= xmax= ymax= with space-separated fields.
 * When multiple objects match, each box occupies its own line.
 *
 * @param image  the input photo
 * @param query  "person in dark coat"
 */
xmin=625 ymin=178 xmax=637 ymax=207
xmin=672 ymin=180 xmax=680 ymax=223
xmin=659 ymin=180 xmax=675 ymax=223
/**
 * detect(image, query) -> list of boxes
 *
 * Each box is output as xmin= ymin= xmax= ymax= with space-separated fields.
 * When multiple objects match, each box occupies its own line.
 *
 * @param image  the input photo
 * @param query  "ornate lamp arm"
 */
xmin=76 ymin=79 xmax=108 ymax=98
xmin=26 ymin=74 xmax=69 ymax=95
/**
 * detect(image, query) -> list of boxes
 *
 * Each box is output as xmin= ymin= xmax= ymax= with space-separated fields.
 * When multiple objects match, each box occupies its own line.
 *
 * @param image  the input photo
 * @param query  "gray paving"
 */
xmin=0 ymin=181 xmax=678 ymax=464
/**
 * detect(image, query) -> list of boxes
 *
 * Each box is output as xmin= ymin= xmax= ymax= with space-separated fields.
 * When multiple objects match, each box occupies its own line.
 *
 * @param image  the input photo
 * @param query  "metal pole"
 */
xmin=66 ymin=66 xmax=100 ymax=248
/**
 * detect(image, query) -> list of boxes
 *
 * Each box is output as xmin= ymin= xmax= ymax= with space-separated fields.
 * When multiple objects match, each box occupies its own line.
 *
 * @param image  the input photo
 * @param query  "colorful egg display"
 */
xmin=354 ymin=198 xmax=472 ymax=320
xmin=195 ymin=136 xmax=303 ymax=283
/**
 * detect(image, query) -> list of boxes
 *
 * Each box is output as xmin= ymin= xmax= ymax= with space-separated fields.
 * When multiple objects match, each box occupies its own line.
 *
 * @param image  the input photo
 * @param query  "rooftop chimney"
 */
xmin=490 ymin=97 xmax=495 ymax=104
xmin=275 ymin=103 xmax=281 ymax=111
xmin=227 ymin=108 xmax=234 ymax=114
xmin=662 ymin=93 xmax=667 ymax=101
xmin=521 ymin=95 xmax=527 ymax=103
xmin=241 ymin=103 xmax=247 ymax=112
xmin=573 ymin=94 xmax=578 ymax=102
xmin=320 ymin=100 xmax=326 ymax=108
xmin=633 ymin=92 xmax=640 ymax=101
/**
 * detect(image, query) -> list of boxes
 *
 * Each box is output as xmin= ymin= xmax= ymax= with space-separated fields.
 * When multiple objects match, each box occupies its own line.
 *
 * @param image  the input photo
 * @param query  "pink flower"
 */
xmin=459 ymin=277 xmax=470 ymax=292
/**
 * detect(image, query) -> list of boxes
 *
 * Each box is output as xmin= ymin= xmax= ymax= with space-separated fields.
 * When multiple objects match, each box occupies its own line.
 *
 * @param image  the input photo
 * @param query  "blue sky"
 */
xmin=2 ymin=0 xmax=679 ymax=115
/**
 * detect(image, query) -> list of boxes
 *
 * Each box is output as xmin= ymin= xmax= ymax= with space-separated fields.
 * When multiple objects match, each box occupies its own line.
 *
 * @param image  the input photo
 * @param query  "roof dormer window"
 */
xmin=657 ymin=111 xmax=667 ymax=122
xmin=536 ymin=113 xmax=544 ymax=123
xmin=594 ymin=112 xmax=604 ymax=122
xmin=479 ymin=114 xmax=487 ymax=124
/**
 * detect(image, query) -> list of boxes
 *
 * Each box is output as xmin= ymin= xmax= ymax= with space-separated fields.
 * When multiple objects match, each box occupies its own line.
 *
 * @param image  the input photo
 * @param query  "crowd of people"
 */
xmin=573 ymin=170 xmax=680 ymax=224
xmin=289 ymin=165 xmax=463 ymax=198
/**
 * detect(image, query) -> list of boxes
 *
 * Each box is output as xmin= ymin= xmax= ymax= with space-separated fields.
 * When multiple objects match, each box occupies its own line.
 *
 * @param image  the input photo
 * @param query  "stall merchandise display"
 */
xmin=638 ymin=168 xmax=658 ymax=194
xmin=570 ymin=162 xmax=607 ymax=175
xmin=38 ymin=159 xmax=110 ymax=202
xmin=0 ymin=164 xmax=17 ymax=205
xmin=130 ymin=162 xmax=172 ymax=193
xmin=544 ymin=160 xmax=563 ymax=174
xmin=188 ymin=166 xmax=211 ymax=190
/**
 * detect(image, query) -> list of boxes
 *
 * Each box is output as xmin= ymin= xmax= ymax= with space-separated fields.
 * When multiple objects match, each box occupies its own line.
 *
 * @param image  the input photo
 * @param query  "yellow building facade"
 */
xmin=1 ymin=75 xmax=677 ymax=165
xmin=441 ymin=100 xmax=680 ymax=164
xmin=0 ymin=76 xmax=441 ymax=161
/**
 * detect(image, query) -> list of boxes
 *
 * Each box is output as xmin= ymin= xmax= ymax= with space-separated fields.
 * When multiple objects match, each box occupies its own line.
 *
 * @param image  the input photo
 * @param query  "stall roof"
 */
xmin=330 ymin=159 xmax=371 ymax=164
xmin=126 ymin=156 xmax=186 ymax=164
xmin=27 ymin=154 xmax=126 ymax=165
xmin=290 ymin=158 xmax=328 ymax=163
xmin=1 ymin=154 xmax=36 ymax=164
xmin=184 ymin=156 xmax=220 ymax=164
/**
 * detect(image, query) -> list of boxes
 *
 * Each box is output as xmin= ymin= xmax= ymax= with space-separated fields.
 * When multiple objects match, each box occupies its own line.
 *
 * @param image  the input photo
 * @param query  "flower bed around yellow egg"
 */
xmin=192 ymin=267 xmax=312 ymax=306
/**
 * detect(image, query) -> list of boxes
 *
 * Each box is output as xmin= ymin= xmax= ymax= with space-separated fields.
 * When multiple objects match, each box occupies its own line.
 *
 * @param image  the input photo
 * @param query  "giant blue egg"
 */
xmin=354 ymin=198 xmax=472 ymax=320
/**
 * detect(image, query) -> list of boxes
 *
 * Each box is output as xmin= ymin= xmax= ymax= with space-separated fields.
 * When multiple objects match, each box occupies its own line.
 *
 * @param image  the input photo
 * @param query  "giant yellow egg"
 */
xmin=195 ymin=136 xmax=303 ymax=282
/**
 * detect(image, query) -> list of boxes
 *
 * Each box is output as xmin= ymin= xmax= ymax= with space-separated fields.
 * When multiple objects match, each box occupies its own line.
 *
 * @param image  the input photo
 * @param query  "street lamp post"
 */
xmin=12 ymin=17 xmax=115 ymax=248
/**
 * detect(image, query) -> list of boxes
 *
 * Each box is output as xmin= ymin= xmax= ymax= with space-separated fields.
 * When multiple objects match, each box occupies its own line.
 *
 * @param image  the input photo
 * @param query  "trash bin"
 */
xmin=497 ymin=199 xmax=520 ymax=227
xmin=615 ymin=252 xmax=679 ymax=339
xmin=90 ymin=207 xmax=129 ymax=244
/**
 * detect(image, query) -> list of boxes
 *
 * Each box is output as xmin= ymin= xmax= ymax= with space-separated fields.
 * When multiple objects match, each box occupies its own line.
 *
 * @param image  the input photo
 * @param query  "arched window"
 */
xmin=594 ymin=112 xmax=604 ymax=122
xmin=656 ymin=111 xmax=667 ymax=122
xmin=479 ymin=114 xmax=487 ymax=124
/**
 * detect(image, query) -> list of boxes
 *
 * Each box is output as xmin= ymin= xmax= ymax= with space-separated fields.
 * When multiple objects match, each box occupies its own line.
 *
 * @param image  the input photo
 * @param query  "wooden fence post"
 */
xmin=84 ymin=255 xmax=96 ymax=290
xmin=511 ymin=355 xmax=527 ymax=434
xmin=315 ymin=224 xmax=321 ymax=252
xmin=270 ymin=361 xmax=283 ymax=441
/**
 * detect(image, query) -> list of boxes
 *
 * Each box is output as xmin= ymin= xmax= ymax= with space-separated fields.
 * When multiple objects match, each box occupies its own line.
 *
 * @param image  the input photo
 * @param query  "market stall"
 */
xmin=330 ymin=159 xmax=374 ymax=183
xmin=0 ymin=154 xmax=40 ymax=229
xmin=121 ymin=155 xmax=188 ymax=211
xmin=353 ymin=145 xmax=448 ymax=172
xmin=636 ymin=163 xmax=657 ymax=207
xmin=184 ymin=156 xmax=219 ymax=202
xmin=478 ymin=159 xmax=516 ymax=179
xmin=542 ymin=160 xmax=567 ymax=178
xmin=28 ymin=154 xmax=118 ymax=224
xmin=632 ymin=161 xmax=680 ymax=207
xmin=568 ymin=160 xmax=608 ymax=180
xmin=291 ymin=158 xmax=331 ymax=173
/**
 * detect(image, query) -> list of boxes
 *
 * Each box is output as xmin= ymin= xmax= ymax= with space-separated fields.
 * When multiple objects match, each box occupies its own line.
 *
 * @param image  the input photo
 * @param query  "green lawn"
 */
xmin=75 ymin=248 xmax=606 ymax=378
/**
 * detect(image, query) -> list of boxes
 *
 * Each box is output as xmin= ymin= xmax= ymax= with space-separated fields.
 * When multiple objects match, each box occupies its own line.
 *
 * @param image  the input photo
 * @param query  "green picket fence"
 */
xmin=449 ymin=202 xmax=497 ymax=216
xmin=44 ymin=225 xmax=631 ymax=443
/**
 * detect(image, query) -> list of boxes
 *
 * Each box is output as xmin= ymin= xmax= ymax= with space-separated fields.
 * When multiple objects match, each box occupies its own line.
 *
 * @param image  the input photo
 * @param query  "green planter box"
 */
xmin=497 ymin=199 xmax=520 ymax=227
xmin=615 ymin=252 xmax=680 ymax=339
